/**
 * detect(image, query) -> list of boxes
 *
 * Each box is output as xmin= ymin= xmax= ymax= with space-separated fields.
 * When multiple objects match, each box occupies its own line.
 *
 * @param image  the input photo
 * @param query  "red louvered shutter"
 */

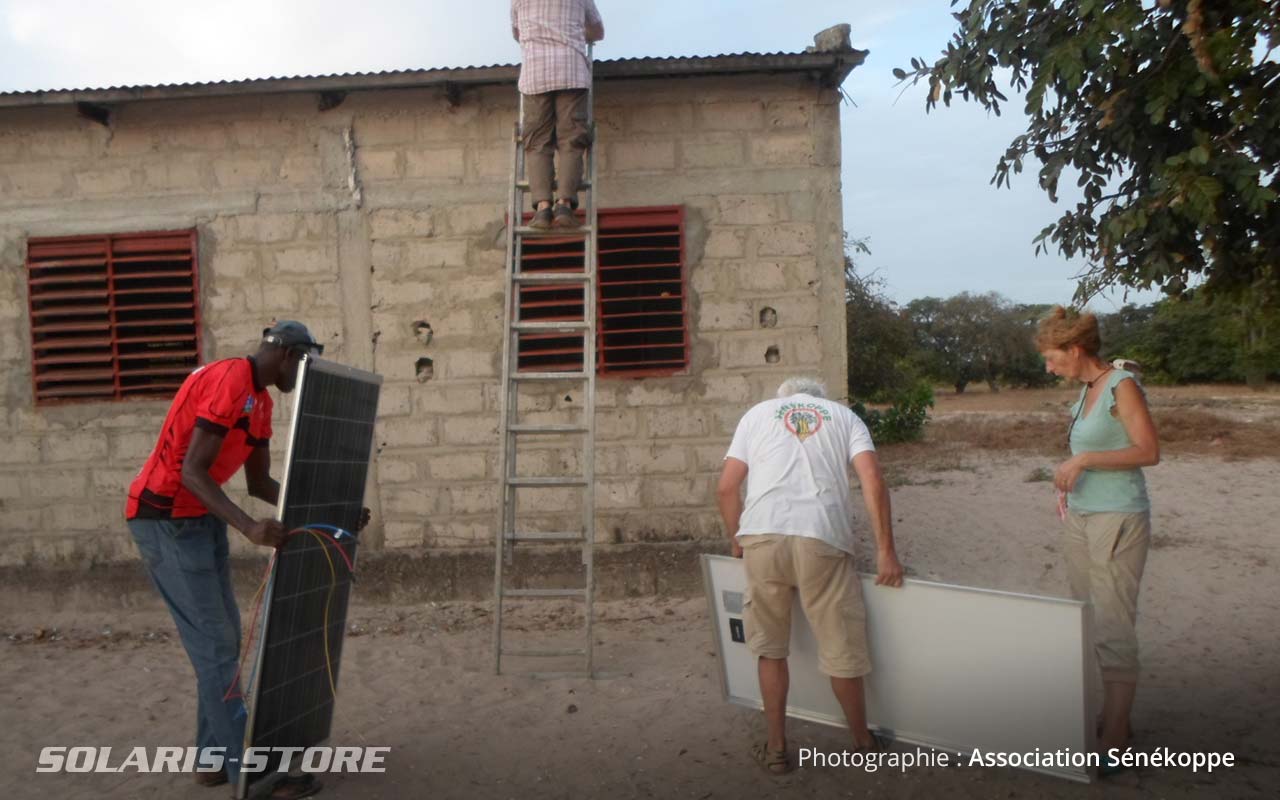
xmin=26 ymin=229 xmax=203 ymax=405
xmin=517 ymin=206 xmax=688 ymax=377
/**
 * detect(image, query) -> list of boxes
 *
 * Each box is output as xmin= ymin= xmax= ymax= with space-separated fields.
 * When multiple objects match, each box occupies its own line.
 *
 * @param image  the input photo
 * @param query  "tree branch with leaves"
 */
xmin=896 ymin=0 xmax=1279 ymax=307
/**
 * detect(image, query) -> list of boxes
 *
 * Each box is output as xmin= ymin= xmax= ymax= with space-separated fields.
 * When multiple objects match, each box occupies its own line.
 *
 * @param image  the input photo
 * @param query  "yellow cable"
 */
xmin=306 ymin=530 xmax=340 ymax=700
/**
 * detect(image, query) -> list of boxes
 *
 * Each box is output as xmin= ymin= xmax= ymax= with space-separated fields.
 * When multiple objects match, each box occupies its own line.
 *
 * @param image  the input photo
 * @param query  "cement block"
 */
xmin=750 ymin=134 xmax=816 ymax=166
xmin=42 ymin=432 xmax=110 ymax=464
xmin=697 ymin=101 xmax=764 ymax=131
xmin=716 ymin=194 xmax=782 ymax=225
xmin=596 ymin=478 xmax=642 ymax=510
xmin=755 ymin=224 xmax=815 ymax=257
xmin=405 ymin=148 xmax=466 ymax=180
xmin=610 ymin=140 xmax=676 ymax=173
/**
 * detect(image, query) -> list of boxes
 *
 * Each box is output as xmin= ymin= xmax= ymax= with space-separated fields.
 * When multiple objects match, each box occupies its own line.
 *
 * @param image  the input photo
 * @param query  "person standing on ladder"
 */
xmin=510 ymin=0 xmax=604 ymax=230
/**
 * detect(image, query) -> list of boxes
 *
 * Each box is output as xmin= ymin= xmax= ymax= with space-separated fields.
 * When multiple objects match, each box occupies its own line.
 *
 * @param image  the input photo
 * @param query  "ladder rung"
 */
xmin=514 ymin=226 xmax=594 ymax=237
xmin=501 ymin=647 xmax=588 ymax=657
xmin=513 ymin=272 xmax=592 ymax=284
xmin=515 ymin=180 xmax=592 ymax=191
xmin=504 ymin=589 xmax=588 ymax=599
xmin=513 ymin=371 xmax=590 ymax=381
xmin=508 ymin=424 xmax=589 ymax=433
xmin=506 ymin=531 xmax=584 ymax=542
xmin=512 ymin=320 xmax=590 ymax=332
xmin=506 ymin=477 xmax=588 ymax=487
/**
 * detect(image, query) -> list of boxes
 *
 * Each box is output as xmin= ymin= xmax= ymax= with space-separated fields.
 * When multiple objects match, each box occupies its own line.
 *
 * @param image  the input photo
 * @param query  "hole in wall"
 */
xmin=415 ymin=357 xmax=435 ymax=382
xmin=413 ymin=320 xmax=433 ymax=346
xmin=759 ymin=307 xmax=777 ymax=328
xmin=765 ymin=346 xmax=780 ymax=364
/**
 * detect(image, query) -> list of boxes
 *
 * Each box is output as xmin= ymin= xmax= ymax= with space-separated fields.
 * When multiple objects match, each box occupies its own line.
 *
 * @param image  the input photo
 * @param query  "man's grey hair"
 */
xmin=777 ymin=376 xmax=827 ymax=399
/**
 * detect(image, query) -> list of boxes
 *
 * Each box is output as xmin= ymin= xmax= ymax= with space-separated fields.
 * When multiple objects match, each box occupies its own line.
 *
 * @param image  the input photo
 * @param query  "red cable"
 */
xmin=223 ymin=552 xmax=275 ymax=702
xmin=221 ymin=529 xmax=355 ymax=702
xmin=287 ymin=527 xmax=355 ymax=573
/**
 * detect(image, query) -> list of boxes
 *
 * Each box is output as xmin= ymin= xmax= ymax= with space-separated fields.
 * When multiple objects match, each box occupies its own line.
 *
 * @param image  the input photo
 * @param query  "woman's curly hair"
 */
xmin=1034 ymin=305 xmax=1101 ymax=356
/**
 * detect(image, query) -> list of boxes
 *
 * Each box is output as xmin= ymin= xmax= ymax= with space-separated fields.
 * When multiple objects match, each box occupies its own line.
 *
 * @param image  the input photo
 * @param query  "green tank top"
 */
xmin=1067 ymin=369 xmax=1150 ymax=513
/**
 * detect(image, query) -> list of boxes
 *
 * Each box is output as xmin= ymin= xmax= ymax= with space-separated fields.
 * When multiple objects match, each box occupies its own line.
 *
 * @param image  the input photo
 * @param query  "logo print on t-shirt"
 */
xmin=776 ymin=403 xmax=832 ymax=442
xmin=243 ymin=396 xmax=255 ymax=413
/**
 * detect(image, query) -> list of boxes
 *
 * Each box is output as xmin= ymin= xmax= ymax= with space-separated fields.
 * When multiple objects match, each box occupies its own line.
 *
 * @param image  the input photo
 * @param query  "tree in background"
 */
xmin=1098 ymin=302 xmax=1160 ymax=361
xmin=896 ymin=0 xmax=1279 ymax=308
xmin=844 ymin=239 xmax=919 ymax=401
xmin=843 ymin=238 xmax=934 ymax=443
xmin=904 ymin=292 xmax=1049 ymax=392
xmin=1235 ymin=293 xmax=1280 ymax=386
xmin=1099 ymin=293 xmax=1280 ymax=384
xmin=904 ymin=296 xmax=978 ymax=393
xmin=1003 ymin=302 xmax=1062 ymax=388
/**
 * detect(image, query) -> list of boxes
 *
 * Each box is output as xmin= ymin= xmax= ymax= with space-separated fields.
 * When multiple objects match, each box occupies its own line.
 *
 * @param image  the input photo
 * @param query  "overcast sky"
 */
xmin=0 ymin=0 xmax=1159 ymax=310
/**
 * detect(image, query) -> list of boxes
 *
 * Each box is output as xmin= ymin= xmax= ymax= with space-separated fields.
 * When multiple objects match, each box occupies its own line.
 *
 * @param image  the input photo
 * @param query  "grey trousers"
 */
xmin=522 ymin=89 xmax=590 ymax=208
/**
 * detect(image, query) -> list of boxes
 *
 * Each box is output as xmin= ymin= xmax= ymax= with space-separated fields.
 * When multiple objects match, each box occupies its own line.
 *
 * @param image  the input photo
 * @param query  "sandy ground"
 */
xmin=3 ymin=390 xmax=1279 ymax=799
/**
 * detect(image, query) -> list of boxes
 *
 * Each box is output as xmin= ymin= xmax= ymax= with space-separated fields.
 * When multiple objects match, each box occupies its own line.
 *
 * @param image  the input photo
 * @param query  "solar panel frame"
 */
xmin=701 ymin=554 xmax=1096 ymax=783
xmin=237 ymin=355 xmax=382 ymax=799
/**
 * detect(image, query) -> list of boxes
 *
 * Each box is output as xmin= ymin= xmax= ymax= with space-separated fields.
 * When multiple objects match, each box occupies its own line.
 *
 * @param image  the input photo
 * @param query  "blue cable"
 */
xmin=302 ymin=523 xmax=354 ymax=540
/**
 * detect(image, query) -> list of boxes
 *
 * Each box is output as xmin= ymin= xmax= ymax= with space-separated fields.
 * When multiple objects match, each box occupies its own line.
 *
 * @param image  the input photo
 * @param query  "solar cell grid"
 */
xmin=239 ymin=357 xmax=382 ymax=799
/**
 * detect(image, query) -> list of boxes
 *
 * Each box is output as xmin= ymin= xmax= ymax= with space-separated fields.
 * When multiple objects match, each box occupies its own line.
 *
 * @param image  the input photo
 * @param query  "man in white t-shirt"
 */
xmin=717 ymin=376 xmax=904 ymax=775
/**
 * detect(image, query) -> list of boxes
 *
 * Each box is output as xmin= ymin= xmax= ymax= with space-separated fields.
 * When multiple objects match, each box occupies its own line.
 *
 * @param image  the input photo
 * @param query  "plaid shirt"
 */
xmin=511 ymin=0 xmax=604 ymax=95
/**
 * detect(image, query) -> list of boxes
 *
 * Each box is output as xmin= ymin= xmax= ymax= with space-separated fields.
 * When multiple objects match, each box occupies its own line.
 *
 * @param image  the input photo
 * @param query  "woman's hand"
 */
xmin=1054 ymin=455 xmax=1089 ymax=493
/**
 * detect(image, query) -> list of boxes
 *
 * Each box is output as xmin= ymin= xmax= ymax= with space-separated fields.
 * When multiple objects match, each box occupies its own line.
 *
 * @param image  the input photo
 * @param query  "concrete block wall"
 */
xmin=0 ymin=72 xmax=848 ymax=567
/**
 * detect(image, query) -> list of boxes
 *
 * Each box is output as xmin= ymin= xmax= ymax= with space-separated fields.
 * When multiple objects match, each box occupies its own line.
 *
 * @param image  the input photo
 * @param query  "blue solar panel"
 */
xmin=238 ymin=356 xmax=381 ymax=798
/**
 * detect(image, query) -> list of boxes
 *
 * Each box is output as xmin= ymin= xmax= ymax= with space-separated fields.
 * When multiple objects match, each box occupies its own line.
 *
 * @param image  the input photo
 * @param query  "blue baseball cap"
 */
xmin=262 ymin=320 xmax=324 ymax=355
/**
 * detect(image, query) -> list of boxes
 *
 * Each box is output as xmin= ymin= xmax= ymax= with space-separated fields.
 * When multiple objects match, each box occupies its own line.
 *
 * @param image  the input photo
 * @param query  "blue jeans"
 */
xmin=128 ymin=515 xmax=246 ymax=783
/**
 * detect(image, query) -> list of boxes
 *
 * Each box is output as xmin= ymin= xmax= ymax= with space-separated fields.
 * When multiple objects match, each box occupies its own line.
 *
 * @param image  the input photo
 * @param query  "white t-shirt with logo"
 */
xmin=724 ymin=393 xmax=876 ymax=556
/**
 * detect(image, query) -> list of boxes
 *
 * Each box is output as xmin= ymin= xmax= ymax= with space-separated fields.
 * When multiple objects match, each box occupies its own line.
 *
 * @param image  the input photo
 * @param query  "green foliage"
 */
xmin=1098 ymin=292 xmax=1280 ymax=384
xmin=898 ymin=0 xmax=1280 ymax=308
xmin=850 ymin=382 xmax=936 ymax=444
xmin=903 ymin=292 xmax=1051 ymax=392
xmin=844 ymin=241 xmax=922 ymax=401
xmin=1140 ymin=295 xmax=1240 ymax=382
xmin=1098 ymin=302 xmax=1159 ymax=360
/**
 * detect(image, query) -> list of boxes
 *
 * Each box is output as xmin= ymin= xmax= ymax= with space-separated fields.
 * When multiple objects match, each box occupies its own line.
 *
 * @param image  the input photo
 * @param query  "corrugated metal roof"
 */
xmin=0 ymin=50 xmax=867 ymax=109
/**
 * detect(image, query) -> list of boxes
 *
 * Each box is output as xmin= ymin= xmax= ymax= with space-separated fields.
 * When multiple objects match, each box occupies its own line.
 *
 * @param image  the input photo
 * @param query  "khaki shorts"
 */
xmin=1062 ymin=510 xmax=1151 ymax=683
xmin=741 ymin=534 xmax=871 ymax=679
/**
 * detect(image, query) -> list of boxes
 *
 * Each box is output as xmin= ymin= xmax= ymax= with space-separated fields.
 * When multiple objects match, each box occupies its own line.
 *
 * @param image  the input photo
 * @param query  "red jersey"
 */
xmin=126 ymin=357 xmax=274 ymax=520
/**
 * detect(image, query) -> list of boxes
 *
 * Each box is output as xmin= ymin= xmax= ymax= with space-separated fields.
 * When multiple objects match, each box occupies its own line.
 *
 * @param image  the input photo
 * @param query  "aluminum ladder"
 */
xmin=492 ymin=54 xmax=599 ymax=677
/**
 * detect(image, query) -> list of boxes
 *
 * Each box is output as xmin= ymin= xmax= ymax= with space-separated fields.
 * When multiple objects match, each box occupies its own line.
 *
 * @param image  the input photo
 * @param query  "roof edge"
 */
xmin=0 ymin=51 xmax=868 ymax=110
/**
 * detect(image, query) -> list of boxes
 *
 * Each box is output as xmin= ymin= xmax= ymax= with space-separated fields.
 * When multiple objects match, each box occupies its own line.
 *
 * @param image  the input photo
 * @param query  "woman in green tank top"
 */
xmin=1036 ymin=307 xmax=1161 ymax=774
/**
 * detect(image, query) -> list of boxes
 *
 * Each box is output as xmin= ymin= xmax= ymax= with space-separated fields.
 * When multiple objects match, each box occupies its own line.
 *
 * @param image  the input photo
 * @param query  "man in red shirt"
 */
xmin=126 ymin=320 xmax=329 ymax=799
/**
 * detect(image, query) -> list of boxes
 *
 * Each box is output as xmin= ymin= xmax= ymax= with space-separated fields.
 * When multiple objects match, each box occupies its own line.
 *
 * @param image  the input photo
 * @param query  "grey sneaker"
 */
xmin=552 ymin=203 xmax=581 ymax=229
xmin=529 ymin=206 xmax=553 ymax=230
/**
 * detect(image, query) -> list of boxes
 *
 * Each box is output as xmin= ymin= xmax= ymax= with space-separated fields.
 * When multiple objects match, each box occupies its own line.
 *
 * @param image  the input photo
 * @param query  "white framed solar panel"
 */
xmin=702 ymin=554 xmax=1096 ymax=783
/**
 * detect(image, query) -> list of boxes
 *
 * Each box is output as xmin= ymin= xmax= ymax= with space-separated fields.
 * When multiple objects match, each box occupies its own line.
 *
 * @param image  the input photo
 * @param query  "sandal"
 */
xmin=268 ymin=774 xmax=322 ymax=799
xmin=854 ymin=731 xmax=891 ymax=754
xmin=193 ymin=770 xmax=228 ymax=787
xmin=1098 ymin=751 xmax=1129 ymax=777
xmin=528 ymin=206 xmax=553 ymax=230
xmin=750 ymin=742 xmax=793 ymax=775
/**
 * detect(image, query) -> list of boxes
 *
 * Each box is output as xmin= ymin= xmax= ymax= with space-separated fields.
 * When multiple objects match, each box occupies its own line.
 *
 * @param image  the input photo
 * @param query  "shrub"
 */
xmin=850 ymin=382 xmax=934 ymax=444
